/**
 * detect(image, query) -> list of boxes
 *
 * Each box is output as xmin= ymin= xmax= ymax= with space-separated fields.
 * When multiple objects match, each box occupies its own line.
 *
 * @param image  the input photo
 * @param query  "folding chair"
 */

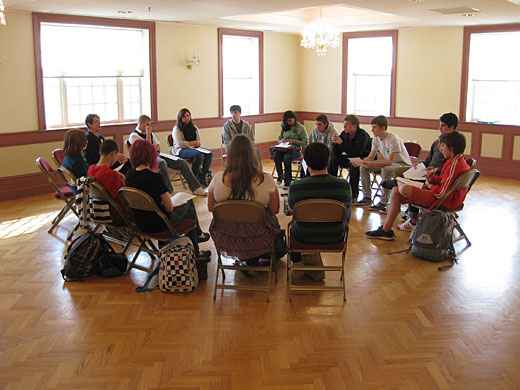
xmin=404 ymin=142 xmax=421 ymax=158
xmin=36 ymin=157 xmax=80 ymax=233
xmin=287 ymin=199 xmax=348 ymax=302
xmin=88 ymin=181 xmax=135 ymax=255
xmin=270 ymin=152 xmax=303 ymax=181
xmin=118 ymin=187 xmax=196 ymax=273
xmin=412 ymin=168 xmax=480 ymax=255
xmin=211 ymin=200 xmax=278 ymax=302
xmin=51 ymin=148 xmax=65 ymax=168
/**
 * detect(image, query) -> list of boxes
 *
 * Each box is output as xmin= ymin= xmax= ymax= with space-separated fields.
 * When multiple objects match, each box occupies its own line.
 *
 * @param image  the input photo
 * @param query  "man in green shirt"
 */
xmin=288 ymin=142 xmax=352 ymax=246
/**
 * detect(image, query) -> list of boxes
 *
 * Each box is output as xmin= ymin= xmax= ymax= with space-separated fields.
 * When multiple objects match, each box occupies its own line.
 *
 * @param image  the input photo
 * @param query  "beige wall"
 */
xmin=0 ymin=10 xmax=39 ymax=132
xmin=156 ymin=22 xmax=219 ymax=120
xmin=300 ymin=46 xmax=342 ymax=113
xmin=396 ymin=27 xmax=463 ymax=119
xmin=264 ymin=32 xmax=301 ymax=113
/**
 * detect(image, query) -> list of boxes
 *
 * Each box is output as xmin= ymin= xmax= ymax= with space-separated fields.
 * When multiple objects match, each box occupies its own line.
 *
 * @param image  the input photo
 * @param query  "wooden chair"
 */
xmin=287 ymin=199 xmax=348 ymax=302
xmin=211 ymin=201 xmax=278 ymax=302
xmin=51 ymin=148 xmax=65 ymax=168
xmin=404 ymin=142 xmax=421 ymax=158
xmin=118 ymin=187 xmax=196 ymax=273
xmin=36 ymin=157 xmax=80 ymax=233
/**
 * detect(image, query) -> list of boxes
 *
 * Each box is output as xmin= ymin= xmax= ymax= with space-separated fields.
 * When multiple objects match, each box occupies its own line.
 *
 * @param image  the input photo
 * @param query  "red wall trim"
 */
xmin=31 ymin=12 xmax=158 ymax=129
xmin=217 ymin=28 xmax=264 ymax=118
xmin=341 ymin=30 xmax=398 ymax=117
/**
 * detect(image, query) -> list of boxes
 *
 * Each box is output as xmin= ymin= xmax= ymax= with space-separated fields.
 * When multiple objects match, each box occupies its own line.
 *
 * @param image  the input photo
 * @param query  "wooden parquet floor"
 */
xmin=1 ymin=169 xmax=520 ymax=389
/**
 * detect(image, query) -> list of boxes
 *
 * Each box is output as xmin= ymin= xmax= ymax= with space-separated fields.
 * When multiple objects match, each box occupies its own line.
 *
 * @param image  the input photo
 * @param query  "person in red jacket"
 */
xmin=87 ymin=139 xmax=125 ymax=199
xmin=366 ymin=131 xmax=470 ymax=240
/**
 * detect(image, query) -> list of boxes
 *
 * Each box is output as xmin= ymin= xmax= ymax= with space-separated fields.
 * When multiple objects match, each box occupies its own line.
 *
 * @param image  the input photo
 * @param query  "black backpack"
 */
xmin=61 ymin=233 xmax=127 ymax=281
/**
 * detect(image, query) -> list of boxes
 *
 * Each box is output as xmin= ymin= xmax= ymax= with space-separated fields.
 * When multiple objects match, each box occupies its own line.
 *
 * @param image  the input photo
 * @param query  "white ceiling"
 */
xmin=5 ymin=0 xmax=520 ymax=32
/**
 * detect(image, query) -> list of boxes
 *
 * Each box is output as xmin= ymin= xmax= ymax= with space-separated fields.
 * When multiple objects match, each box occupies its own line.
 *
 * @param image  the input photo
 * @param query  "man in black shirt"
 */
xmin=331 ymin=115 xmax=372 ymax=203
xmin=84 ymin=114 xmax=104 ymax=166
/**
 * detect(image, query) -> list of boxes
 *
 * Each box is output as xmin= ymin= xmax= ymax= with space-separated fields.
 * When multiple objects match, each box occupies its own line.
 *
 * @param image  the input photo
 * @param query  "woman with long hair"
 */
xmin=271 ymin=110 xmax=307 ymax=188
xmin=208 ymin=135 xmax=282 ymax=266
xmin=63 ymin=129 xmax=88 ymax=178
xmin=172 ymin=108 xmax=213 ymax=186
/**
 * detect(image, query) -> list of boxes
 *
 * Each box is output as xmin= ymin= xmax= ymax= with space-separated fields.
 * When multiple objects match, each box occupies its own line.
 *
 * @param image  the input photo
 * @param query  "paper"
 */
xmin=274 ymin=142 xmax=291 ymax=149
xmin=171 ymin=192 xmax=196 ymax=207
xmin=349 ymin=158 xmax=364 ymax=167
xmin=396 ymin=177 xmax=424 ymax=189
xmin=160 ymin=152 xmax=180 ymax=162
xmin=403 ymin=163 xmax=427 ymax=180
xmin=195 ymin=147 xmax=212 ymax=154
xmin=113 ymin=163 xmax=125 ymax=172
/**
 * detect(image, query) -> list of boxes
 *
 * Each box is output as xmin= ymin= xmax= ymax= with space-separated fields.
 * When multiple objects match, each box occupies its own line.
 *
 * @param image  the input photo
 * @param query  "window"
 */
xmin=463 ymin=27 xmax=520 ymax=126
xmin=218 ymin=28 xmax=263 ymax=117
xmin=342 ymin=31 xmax=397 ymax=117
xmin=33 ymin=14 xmax=156 ymax=129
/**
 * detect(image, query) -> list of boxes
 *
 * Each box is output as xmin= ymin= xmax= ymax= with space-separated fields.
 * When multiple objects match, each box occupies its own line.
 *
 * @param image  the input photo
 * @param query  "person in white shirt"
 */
xmin=172 ymin=108 xmax=213 ymax=186
xmin=357 ymin=115 xmax=411 ymax=213
xmin=129 ymin=115 xmax=206 ymax=196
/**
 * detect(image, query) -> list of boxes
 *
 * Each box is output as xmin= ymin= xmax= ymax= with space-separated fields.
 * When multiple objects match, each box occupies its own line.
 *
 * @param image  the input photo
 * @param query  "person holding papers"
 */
xmin=366 ymin=132 xmax=469 ymax=240
xmin=125 ymin=139 xmax=210 ymax=257
xmin=399 ymin=112 xmax=460 ymax=230
xmin=172 ymin=108 xmax=213 ymax=187
xmin=272 ymin=110 xmax=308 ymax=188
xmin=331 ymin=114 xmax=372 ymax=203
xmin=130 ymin=115 xmax=206 ymax=196
xmin=87 ymin=139 xmax=125 ymax=199
xmin=357 ymin=115 xmax=412 ymax=213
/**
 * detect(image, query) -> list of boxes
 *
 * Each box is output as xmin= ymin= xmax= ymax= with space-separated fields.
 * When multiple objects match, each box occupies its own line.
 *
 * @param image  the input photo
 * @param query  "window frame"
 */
xmin=32 ymin=12 xmax=158 ymax=130
xmin=460 ymin=23 xmax=520 ymax=125
xmin=341 ymin=30 xmax=398 ymax=117
xmin=218 ymin=28 xmax=264 ymax=118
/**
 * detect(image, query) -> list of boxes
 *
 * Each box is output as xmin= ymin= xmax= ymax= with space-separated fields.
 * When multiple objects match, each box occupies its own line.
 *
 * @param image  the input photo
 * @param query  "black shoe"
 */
xmin=198 ymin=250 xmax=211 ymax=258
xmin=365 ymin=226 xmax=396 ymax=241
xmin=381 ymin=179 xmax=397 ymax=190
xmin=369 ymin=203 xmax=387 ymax=214
xmin=354 ymin=197 xmax=372 ymax=206
xmin=198 ymin=232 xmax=210 ymax=243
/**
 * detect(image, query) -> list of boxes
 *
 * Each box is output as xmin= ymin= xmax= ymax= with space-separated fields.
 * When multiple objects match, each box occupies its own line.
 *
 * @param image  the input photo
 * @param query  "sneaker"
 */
xmin=197 ymin=232 xmax=210 ymax=243
xmin=193 ymin=187 xmax=208 ymax=196
xmin=354 ymin=197 xmax=372 ymax=206
xmin=365 ymin=226 xmax=396 ymax=241
xmin=369 ymin=203 xmax=387 ymax=214
xmin=397 ymin=219 xmax=415 ymax=232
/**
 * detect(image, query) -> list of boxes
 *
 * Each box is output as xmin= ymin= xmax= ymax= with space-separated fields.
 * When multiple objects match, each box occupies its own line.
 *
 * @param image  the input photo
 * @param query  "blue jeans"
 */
xmin=272 ymin=148 xmax=301 ymax=185
xmin=178 ymin=148 xmax=213 ymax=186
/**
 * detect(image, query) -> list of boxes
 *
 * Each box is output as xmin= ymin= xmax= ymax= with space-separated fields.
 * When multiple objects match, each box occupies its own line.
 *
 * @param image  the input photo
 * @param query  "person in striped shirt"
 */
xmin=366 ymin=131 xmax=470 ymax=241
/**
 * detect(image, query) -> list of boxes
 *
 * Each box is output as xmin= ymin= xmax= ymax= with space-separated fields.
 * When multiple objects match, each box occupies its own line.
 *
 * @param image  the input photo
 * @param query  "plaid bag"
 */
xmin=159 ymin=237 xmax=199 ymax=293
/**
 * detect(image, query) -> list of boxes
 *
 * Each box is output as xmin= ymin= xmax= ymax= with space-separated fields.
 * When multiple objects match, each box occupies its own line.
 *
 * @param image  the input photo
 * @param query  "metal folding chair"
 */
xmin=211 ymin=200 xmax=278 ymax=302
xmin=287 ymin=199 xmax=348 ymax=302
xmin=118 ymin=187 xmax=196 ymax=273
xmin=36 ymin=157 xmax=80 ymax=233
xmin=51 ymin=148 xmax=65 ymax=168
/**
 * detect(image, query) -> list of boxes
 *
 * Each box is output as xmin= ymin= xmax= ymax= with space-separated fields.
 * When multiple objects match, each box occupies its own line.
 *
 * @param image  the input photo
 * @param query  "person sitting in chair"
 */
xmin=63 ymin=129 xmax=88 ymax=179
xmin=208 ymin=135 xmax=282 ymax=266
xmin=87 ymin=139 xmax=125 ymax=199
xmin=366 ymin=131 xmax=470 ymax=241
xmin=222 ymin=105 xmax=255 ymax=153
xmin=331 ymin=114 xmax=372 ymax=203
xmin=125 ymin=140 xmax=210 ymax=258
xmin=289 ymin=142 xmax=352 ymax=245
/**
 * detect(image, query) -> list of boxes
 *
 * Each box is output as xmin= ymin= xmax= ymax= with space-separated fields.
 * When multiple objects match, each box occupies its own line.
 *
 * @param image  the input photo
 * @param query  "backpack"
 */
xmin=410 ymin=210 xmax=456 ymax=263
xmin=61 ymin=232 xmax=103 ymax=281
xmin=61 ymin=232 xmax=127 ymax=281
xmin=159 ymin=237 xmax=199 ymax=292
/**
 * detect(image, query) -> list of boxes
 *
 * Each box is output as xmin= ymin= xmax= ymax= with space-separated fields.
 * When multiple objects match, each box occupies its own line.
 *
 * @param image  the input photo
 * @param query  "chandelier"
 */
xmin=300 ymin=11 xmax=339 ymax=56
xmin=0 ymin=0 xmax=6 ymax=26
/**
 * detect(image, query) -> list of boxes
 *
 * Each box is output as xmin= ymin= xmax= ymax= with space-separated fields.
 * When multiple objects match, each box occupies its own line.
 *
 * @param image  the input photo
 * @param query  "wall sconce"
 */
xmin=185 ymin=55 xmax=200 ymax=70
